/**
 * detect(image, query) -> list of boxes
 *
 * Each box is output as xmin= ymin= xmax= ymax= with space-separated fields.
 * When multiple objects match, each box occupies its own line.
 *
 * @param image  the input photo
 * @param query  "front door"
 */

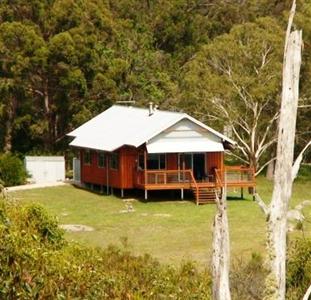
xmin=193 ymin=153 xmax=205 ymax=180
xmin=178 ymin=153 xmax=205 ymax=180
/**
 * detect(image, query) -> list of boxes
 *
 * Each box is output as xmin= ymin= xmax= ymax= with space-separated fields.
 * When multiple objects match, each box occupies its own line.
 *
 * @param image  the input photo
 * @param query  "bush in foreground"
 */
xmin=1 ymin=196 xmax=309 ymax=299
xmin=0 ymin=198 xmax=212 ymax=299
xmin=0 ymin=153 xmax=27 ymax=186
xmin=286 ymin=238 xmax=311 ymax=299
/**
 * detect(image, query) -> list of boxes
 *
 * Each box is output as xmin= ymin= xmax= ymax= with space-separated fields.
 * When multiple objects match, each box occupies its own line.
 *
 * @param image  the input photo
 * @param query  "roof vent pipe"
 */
xmin=149 ymin=102 xmax=154 ymax=116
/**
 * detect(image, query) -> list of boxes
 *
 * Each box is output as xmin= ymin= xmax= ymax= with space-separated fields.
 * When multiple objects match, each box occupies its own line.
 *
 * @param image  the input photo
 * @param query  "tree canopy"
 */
xmin=0 ymin=0 xmax=310 ymax=166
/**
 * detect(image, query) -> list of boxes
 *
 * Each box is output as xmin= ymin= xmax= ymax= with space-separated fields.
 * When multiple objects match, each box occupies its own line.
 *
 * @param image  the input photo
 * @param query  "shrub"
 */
xmin=286 ymin=238 xmax=311 ymax=299
xmin=296 ymin=164 xmax=311 ymax=182
xmin=3 ymin=193 xmax=309 ymax=299
xmin=0 ymin=153 xmax=27 ymax=186
xmin=66 ymin=169 xmax=73 ymax=179
xmin=230 ymin=253 xmax=267 ymax=300
xmin=0 ymin=197 xmax=212 ymax=299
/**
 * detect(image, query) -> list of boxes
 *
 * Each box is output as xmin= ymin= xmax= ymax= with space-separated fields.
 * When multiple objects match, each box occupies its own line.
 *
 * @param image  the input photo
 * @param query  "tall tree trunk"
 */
xmin=212 ymin=184 xmax=231 ymax=300
xmin=3 ymin=97 xmax=16 ymax=153
xmin=3 ymin=115 xmax=13 ymax=153
xmin=264 ymin=2 xmax=302 ymax=298
xmin=248 ymin=152 xmax=257 ymax=172
xmin=266 ymin=148 xmax=276 ymax=180
xmin=266 ymin=159 xmax=275 ymax=180
xmin=43 ymin=78 xmax=55 ymax=151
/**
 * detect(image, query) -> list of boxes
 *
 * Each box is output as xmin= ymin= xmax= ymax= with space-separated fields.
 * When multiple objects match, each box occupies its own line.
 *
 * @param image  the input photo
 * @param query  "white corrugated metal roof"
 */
xmin=68 ymin=105 xmax=235 ymax=152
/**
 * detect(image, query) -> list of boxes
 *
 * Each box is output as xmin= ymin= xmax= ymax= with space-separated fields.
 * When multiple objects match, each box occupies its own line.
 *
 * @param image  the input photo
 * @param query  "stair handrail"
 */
xmin=188 ymin=170 xmax=199 ymax=205
xmin=214 ymin=169 xmax=223 ymax=187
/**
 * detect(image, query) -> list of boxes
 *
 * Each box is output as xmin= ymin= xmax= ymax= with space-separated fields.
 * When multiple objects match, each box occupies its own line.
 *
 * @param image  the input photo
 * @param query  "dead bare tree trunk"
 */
xmin=264 ymin=7 xmax=302 ymax=300
xmin=212 ymin=179 xmax=231 ymax=300
xmin=254 ymin=2 xmax=303 ymax=299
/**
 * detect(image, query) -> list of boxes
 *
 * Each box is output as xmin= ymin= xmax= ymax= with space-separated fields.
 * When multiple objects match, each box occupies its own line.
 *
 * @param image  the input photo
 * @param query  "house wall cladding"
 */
xmin=25 ymin=156 xmax=65 ymax=183
xmin=79 ymin=147 xmax=224 ymax=189
xmin=80 ymin=147 xmax=136 ymax=189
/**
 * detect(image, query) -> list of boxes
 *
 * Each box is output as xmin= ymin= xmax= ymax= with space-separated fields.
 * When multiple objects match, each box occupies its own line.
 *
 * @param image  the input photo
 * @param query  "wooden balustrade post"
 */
xmin=144 ymin=150 xmax=147 ymax=185
xmin=182 ymin=159 xmax=185 ymax=182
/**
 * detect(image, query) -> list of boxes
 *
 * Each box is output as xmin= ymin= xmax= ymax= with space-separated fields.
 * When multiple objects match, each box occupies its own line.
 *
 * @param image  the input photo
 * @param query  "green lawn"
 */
xmin=11 ymin=176 xmax=311 ymax=266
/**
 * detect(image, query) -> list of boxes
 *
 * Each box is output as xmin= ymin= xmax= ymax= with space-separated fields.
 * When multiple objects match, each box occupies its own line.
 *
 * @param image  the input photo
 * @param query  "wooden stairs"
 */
xmin=192 ymin=186 xmax=221 ymax=204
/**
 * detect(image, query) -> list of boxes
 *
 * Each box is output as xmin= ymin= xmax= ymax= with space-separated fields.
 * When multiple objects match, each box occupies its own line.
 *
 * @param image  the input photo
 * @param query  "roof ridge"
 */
xmin=111 ymin=104 xmax=185 ymax=115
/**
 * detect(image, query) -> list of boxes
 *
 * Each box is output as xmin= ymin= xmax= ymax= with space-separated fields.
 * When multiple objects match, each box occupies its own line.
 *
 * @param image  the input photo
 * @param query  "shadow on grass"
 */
xmin=227 ymin=196 xmax=253 ymax=202
xmin=71 ymin=183 xmax=255 ymax=204
xmin=132 ymin=189 xmax=195 ymax=204
xmin=72 ymin=184 xmax=195 ymax=204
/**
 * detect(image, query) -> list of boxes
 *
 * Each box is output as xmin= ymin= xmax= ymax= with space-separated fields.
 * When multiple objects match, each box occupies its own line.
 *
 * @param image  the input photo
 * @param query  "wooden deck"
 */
xmin=135 ymin=166 xmax=255 ymax=204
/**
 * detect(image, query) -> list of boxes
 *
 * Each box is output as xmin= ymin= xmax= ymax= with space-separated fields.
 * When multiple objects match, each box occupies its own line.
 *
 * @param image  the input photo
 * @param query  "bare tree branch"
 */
xmin=255 ymin=157 xmax=276 ymax=176
xmin=256 ymin=111 xmax=279 ymax=156
xmin=225 ymin=150 xmax=249 ymax=164
xmin=284 ymin=0 xmax=296 ymax=56
xmin=303 ymin=284 xmax=311 ymax=300
xmin=256 ymin=137 xmax=278 ymax=159
xmin=254 ymin=193 xmax=269 ymax=216
xmin=292 ymin=140 xmax=311 ymax=181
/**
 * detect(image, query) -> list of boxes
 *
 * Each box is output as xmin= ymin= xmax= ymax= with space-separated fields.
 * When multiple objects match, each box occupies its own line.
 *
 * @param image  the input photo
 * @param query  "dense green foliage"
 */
xmin=0 ymin=0 xmax=310 ymax=165
xmin=287 ymin=238 xmax=311 ymax=299
xmin=1 ymin=193 xmax=310 ymax=299
xmin=0 ymin=197 xmax=212 ymax=299
xmin=0 ymin=153 xmax=27 ymax=186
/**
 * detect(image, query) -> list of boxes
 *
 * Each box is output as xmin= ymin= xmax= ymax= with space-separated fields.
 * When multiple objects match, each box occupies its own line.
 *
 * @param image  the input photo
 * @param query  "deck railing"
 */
xmin=136 ymin=166 xmax=255 ymax=188
xmin=136 ymin=169 xmax=194 ymax=186
xmin=215 ymin=166 xmax=255 ymax=187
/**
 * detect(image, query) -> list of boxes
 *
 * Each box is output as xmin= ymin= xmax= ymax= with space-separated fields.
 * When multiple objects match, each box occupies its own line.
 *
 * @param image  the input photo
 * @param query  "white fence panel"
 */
xmin=25 ymin=156 xmax=65 ymax=183
xmin=73 ymin=158 xmax=81 ymax=183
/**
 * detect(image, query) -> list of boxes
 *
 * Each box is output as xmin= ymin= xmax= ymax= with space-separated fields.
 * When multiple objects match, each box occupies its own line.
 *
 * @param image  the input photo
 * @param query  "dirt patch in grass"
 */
xmin=60 ymin=224 xmax=94 ymax=232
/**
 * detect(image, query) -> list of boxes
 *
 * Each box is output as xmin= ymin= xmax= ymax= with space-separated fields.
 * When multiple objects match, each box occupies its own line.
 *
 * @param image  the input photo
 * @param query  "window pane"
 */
xmin=138 ymin=154 xmax=144 ymax=169
xmin=146 ymin=154 xmax=166 ymax=170
xmin=98 ymin=152 xmax=105 ymax=168
xmin=147 ymin=154 xmax=159 ymax=169
xmin=159 ymin=154 xmax=166 ymax=169
xmin=110 ymin=153 xmax=119 ymax=170
xmin=84 ymin=150 xmax=91 ymax=165
xmin=184 ymin=154 xmax=192 ymax=169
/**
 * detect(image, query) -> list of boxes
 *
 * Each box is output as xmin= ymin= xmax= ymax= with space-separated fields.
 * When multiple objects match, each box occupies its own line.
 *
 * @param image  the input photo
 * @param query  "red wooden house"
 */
xmin=68 ymin=104 xmax=255 ymax=204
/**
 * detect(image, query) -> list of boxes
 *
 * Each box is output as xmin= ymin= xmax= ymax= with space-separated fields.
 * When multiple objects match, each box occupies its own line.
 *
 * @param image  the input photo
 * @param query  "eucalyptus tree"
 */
xmin=0 ymin=22 xmax=46 ymax=152
xmin=181 ymin=17 xmax=284 ymax=174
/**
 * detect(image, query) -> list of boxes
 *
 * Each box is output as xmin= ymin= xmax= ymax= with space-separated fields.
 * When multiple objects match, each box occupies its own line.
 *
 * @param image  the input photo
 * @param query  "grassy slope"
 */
xmin=12 ymin=176 xmax=311 ymax=266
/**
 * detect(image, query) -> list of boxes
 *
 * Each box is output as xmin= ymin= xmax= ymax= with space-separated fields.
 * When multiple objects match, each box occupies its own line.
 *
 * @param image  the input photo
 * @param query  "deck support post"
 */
xmin=100 ymin=185 xmax=103 ymax=194
xmin=181 ymin=188 xmax=184 ymax=200
xmin=111 ymin=187 xmax=114 ymax=195
xmin=144 ymin=189 xmax=148 ymax=200
xmin=240 ymin=187 xmax=244 ymax=199
xmin=121 ymin=188 xmax=124 ymax=198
